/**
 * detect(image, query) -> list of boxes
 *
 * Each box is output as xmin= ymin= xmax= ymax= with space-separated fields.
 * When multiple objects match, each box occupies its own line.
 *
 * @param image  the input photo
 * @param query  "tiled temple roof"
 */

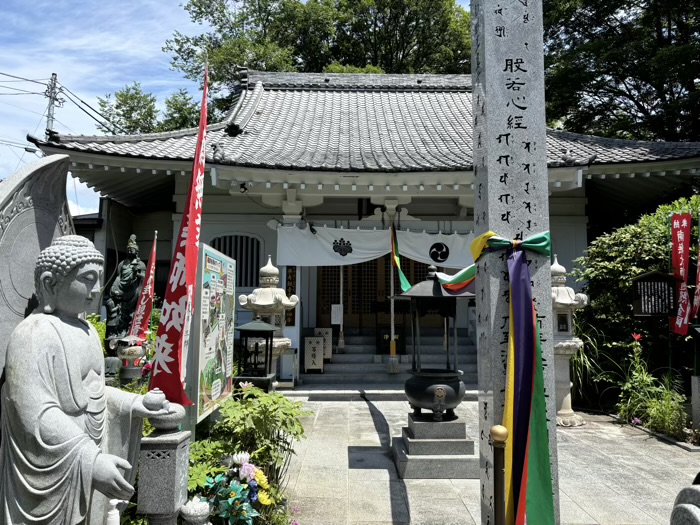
xmin=30 ymin=71 xmax=700 ymax=172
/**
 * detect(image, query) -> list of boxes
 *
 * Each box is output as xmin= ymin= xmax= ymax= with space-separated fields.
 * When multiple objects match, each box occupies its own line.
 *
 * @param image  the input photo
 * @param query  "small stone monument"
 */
xmin=105 ymin=234 xmax=147 ymax=341
xmin=137 ymin=401 xmax=191 ymax=525
xmin=0 ymin=235 xmax=171 ymax=524
xmin=551 ymin=255 xmax=588 ymax=426
xmin=238 ymin=256 xmax=299 ymax=377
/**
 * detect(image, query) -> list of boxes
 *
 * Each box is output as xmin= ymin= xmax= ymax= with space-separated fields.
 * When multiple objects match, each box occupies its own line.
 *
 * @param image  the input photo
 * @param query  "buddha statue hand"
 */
xmin=132 ymin=393 xmax=171 ymax=419
xmin=93 ymin=454 xmax=134 ymax=500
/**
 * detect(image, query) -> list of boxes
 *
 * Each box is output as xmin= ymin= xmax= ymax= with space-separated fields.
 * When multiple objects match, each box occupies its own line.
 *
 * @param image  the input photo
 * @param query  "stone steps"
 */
xmin=298 ymin=331 xmax=477 ymax=388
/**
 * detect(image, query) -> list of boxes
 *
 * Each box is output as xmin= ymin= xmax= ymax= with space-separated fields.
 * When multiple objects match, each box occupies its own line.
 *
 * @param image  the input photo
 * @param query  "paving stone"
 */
xmin=559 ymin=500 xmax=597 ymax=525
xmin=285 ymin=399 xmax=700 ymax=525
xmin=406 ymin=497 xmax=475 ymax=525
xmin=291 ymin=496 xmax=347 ymax=525
xmin=347 ymin=480 xmax=410 ymax=523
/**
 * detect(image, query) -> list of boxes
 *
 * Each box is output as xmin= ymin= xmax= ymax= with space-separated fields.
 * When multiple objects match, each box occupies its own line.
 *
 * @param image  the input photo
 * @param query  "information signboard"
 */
xmin=189 ymin=244 xmax=236 ymax=422
xmin=632 ymin=271 xmax=677 ymax=317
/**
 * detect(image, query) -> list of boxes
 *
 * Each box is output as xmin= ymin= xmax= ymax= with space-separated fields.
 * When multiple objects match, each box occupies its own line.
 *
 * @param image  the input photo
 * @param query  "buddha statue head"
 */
xmin=34 ymin=235 xmax=105 ymax=316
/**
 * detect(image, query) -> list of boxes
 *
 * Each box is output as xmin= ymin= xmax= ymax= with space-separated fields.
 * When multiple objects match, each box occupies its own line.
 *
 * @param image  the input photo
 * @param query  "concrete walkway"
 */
xmin=281 ymin=388 xmax=700 ymax=525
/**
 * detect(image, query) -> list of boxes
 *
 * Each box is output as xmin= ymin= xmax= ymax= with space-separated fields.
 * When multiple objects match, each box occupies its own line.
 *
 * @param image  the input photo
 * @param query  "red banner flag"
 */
xmin=693 ymin=213 xmax=700 ymax=320
xmin=671 ymin=213 xmax=692 ymax=335
xmin=129 ymin=231 xmax=157 ymax=341
xmin=150 ymin=68 xmax=208 ymax=405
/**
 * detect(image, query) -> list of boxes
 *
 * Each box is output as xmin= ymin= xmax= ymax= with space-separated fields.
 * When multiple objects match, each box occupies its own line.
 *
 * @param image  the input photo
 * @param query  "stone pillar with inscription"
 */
xmin=471 ymin=0 xmax=559 ymax=523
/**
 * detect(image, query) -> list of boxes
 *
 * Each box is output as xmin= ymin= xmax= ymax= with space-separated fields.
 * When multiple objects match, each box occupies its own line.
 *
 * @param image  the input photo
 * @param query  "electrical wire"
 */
xmin=0 ymin=99 xmax=47 ymax=116
xmin=0 ymin=71 xmax=48 ymax=86
xmin=60 ymin=89 xmax=120 ymax=135
xmin=59 ymin=83 xmax=127 ymax=134
xmin=0 ymin=92 xmax=45 ymax=96
xmin=14 ymin=102 xmax=48 ymax=172
xmin=0 ymin=85 xmax=45 ymax=95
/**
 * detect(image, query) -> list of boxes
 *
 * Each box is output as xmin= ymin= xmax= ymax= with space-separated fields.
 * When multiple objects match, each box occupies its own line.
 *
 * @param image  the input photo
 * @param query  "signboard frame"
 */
xmin=631 ymin=270 xmax=678 ymax=317
xmin=186 ymin=243 xmax=237 ymax=424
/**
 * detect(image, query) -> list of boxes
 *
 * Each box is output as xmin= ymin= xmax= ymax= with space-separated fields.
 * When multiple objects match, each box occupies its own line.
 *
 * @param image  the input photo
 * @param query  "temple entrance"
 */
xmin=316 ymin=255 xmax=440 ymax=333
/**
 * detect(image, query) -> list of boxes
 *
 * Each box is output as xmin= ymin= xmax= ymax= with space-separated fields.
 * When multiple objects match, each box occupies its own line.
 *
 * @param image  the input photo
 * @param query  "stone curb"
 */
xmin=609 ymin=414 xmax=700 ymax=453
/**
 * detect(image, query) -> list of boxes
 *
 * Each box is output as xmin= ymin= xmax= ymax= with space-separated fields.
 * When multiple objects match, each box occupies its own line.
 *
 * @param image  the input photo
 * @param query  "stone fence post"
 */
xmin=137 ymin=404 xmax=190 ymax=524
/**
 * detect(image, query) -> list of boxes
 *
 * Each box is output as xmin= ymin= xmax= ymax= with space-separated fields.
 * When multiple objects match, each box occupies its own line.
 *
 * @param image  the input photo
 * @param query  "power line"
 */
xmin=0 ymin=71 xmax=48 ymax=86
xmin=59 ymin=83 xmax=127 ymax=134
xmin=0 ymin=78 xmax=49 ymax=83
xmin=0 ymin=85 xmax=45 ymax=95
xmin=14 ymin=102 xmax=48 ymax=172
xmin=0 ymin=92 xmax=44 ymax=96
xmin=0 ymin=99 xmax=47 ymax=117
xmin=60 ymin=89 xmax=121 ymax=134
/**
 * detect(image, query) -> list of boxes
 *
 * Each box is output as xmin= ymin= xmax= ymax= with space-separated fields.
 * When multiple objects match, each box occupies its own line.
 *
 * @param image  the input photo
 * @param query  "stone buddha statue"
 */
xmin=0 ymin=235 xmax=169 ymax=524
xmin=105 ymin=234 xmax=147 ymax=340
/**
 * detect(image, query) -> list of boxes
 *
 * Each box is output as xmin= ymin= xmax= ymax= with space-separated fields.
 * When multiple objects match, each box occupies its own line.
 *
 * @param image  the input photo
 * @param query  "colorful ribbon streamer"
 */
xmin=471 ymin=230 xmax=555 ymax=525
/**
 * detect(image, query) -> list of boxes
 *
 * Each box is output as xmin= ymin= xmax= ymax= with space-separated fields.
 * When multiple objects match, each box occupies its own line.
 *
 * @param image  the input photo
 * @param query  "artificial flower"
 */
xmin=231 ymin=451 xmax=251 ymax=466
xmin=254 ymin=468 xmax=269 ymax=490
xmin=257 ymin=490 xmax=274 ymax=506
xmin=239 ymin=462 xmax=256 ymax=483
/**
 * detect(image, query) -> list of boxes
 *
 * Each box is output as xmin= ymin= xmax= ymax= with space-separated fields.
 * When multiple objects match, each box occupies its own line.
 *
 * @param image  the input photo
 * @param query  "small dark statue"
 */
xmin=105 ymin=235 xmax=146 ymax=340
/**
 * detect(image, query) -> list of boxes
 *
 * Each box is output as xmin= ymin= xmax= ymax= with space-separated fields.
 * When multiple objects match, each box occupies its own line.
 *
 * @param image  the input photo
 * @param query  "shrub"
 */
xmin=86 ymin=313 xmax=107 ymax=356
xmin=572 ymin=195 xmax=700 ymax=401
xmin=209 ymin=387 xmax=309 ymax=487
xmin=188 ymin=386 xmax=310 ymax=524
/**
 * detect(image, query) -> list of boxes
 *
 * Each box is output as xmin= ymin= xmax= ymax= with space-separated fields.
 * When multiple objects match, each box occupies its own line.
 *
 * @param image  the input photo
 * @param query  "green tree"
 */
xmin=323 ymin=61 xmax=385 ymax=73
xmin=163 ymin=0 xmax=471 ymax=101
xmin=158 ymin=89 xmax=201 ymax=132
xmin=96 ymin=82 xmax=159 ymax=135
xmin=573 ymin=195 xmax=700 ymax=391
xmin=544 ymin=0 xmax=700 ymax=141
xmin=333 ymin=0 xmax=470 ymax=73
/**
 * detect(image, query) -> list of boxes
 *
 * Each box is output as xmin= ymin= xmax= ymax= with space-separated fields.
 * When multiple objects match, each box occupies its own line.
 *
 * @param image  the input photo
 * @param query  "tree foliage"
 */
xmin=572 ymin=195 xmax=700 ymax=378
xmin=96 ymin=84 xmax=202 ymax=134
xmin=162 ymin=0 xmax=471 ymax=104
xmin=544 ymin=0 xmax=700 ymax=141
xmin=97 ymin=82 xmax=159 ymax=135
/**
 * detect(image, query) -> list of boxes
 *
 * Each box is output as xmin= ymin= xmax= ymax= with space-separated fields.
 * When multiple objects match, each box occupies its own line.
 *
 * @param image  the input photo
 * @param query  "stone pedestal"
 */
xmin=555 ymin=339 xmax=586 ymax=427
xmin=391 ymin=413 xmax=478 ymax=479
xmin=551 ymin=256 xmax=588 ymax=427
xmin=137 ymin=406 xmax=190 ymax=525
xmin=692 ymin=376 xmax=700 ymax=430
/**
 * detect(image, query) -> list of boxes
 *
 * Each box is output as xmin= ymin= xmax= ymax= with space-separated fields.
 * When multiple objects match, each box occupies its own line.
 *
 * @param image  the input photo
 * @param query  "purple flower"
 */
xmin=239 ymin=462 xmax=256 ymax=482
xmin=292 ymin=506 xmax=299 ymax=515
xmin=631 ymin=417 xmax=642 ymax=425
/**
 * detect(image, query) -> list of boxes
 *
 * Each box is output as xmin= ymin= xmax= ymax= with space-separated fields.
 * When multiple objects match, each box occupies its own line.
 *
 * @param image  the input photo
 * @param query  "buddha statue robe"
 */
xmin=0 ymin=313 xmax=143 ymax=524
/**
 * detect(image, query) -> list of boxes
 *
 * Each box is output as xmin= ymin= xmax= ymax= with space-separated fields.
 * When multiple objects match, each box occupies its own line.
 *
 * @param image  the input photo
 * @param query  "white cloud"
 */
xmin=0 ymin=0 xmax=204 ymax=180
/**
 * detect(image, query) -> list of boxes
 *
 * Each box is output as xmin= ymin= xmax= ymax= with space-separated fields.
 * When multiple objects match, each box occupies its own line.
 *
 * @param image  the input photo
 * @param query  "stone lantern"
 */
xmin=238 ymin=256 xmax=299 ymax=378
xmin=551 ymin=255 xmax=589 ymax=426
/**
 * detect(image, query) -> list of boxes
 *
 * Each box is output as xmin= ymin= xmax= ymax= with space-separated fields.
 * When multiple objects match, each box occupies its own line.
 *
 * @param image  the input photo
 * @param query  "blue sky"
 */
xmin=0 ymin=0 xmax=470 ymax=214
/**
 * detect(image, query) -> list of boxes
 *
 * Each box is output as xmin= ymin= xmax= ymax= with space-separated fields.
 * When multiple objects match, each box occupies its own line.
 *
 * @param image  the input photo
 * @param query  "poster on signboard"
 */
xmin=189 ymin=244 xmax=236 ymax=423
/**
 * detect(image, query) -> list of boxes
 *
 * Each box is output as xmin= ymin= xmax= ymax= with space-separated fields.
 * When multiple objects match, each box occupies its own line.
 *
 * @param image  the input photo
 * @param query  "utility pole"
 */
xmin=45 ymin=73 xmax=60 ymax=140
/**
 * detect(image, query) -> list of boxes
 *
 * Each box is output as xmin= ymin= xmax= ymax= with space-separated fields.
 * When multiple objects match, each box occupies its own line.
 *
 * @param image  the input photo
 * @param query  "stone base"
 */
xmin=386 ymin=356 xmax=400 ymax=374
xmin=557 ymin=412 xmax=586 ymax=427
xmin=391 ymin=413 xmax=478 ymax=479
xmin=234 ymin=373 xmax=277 ymax=392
